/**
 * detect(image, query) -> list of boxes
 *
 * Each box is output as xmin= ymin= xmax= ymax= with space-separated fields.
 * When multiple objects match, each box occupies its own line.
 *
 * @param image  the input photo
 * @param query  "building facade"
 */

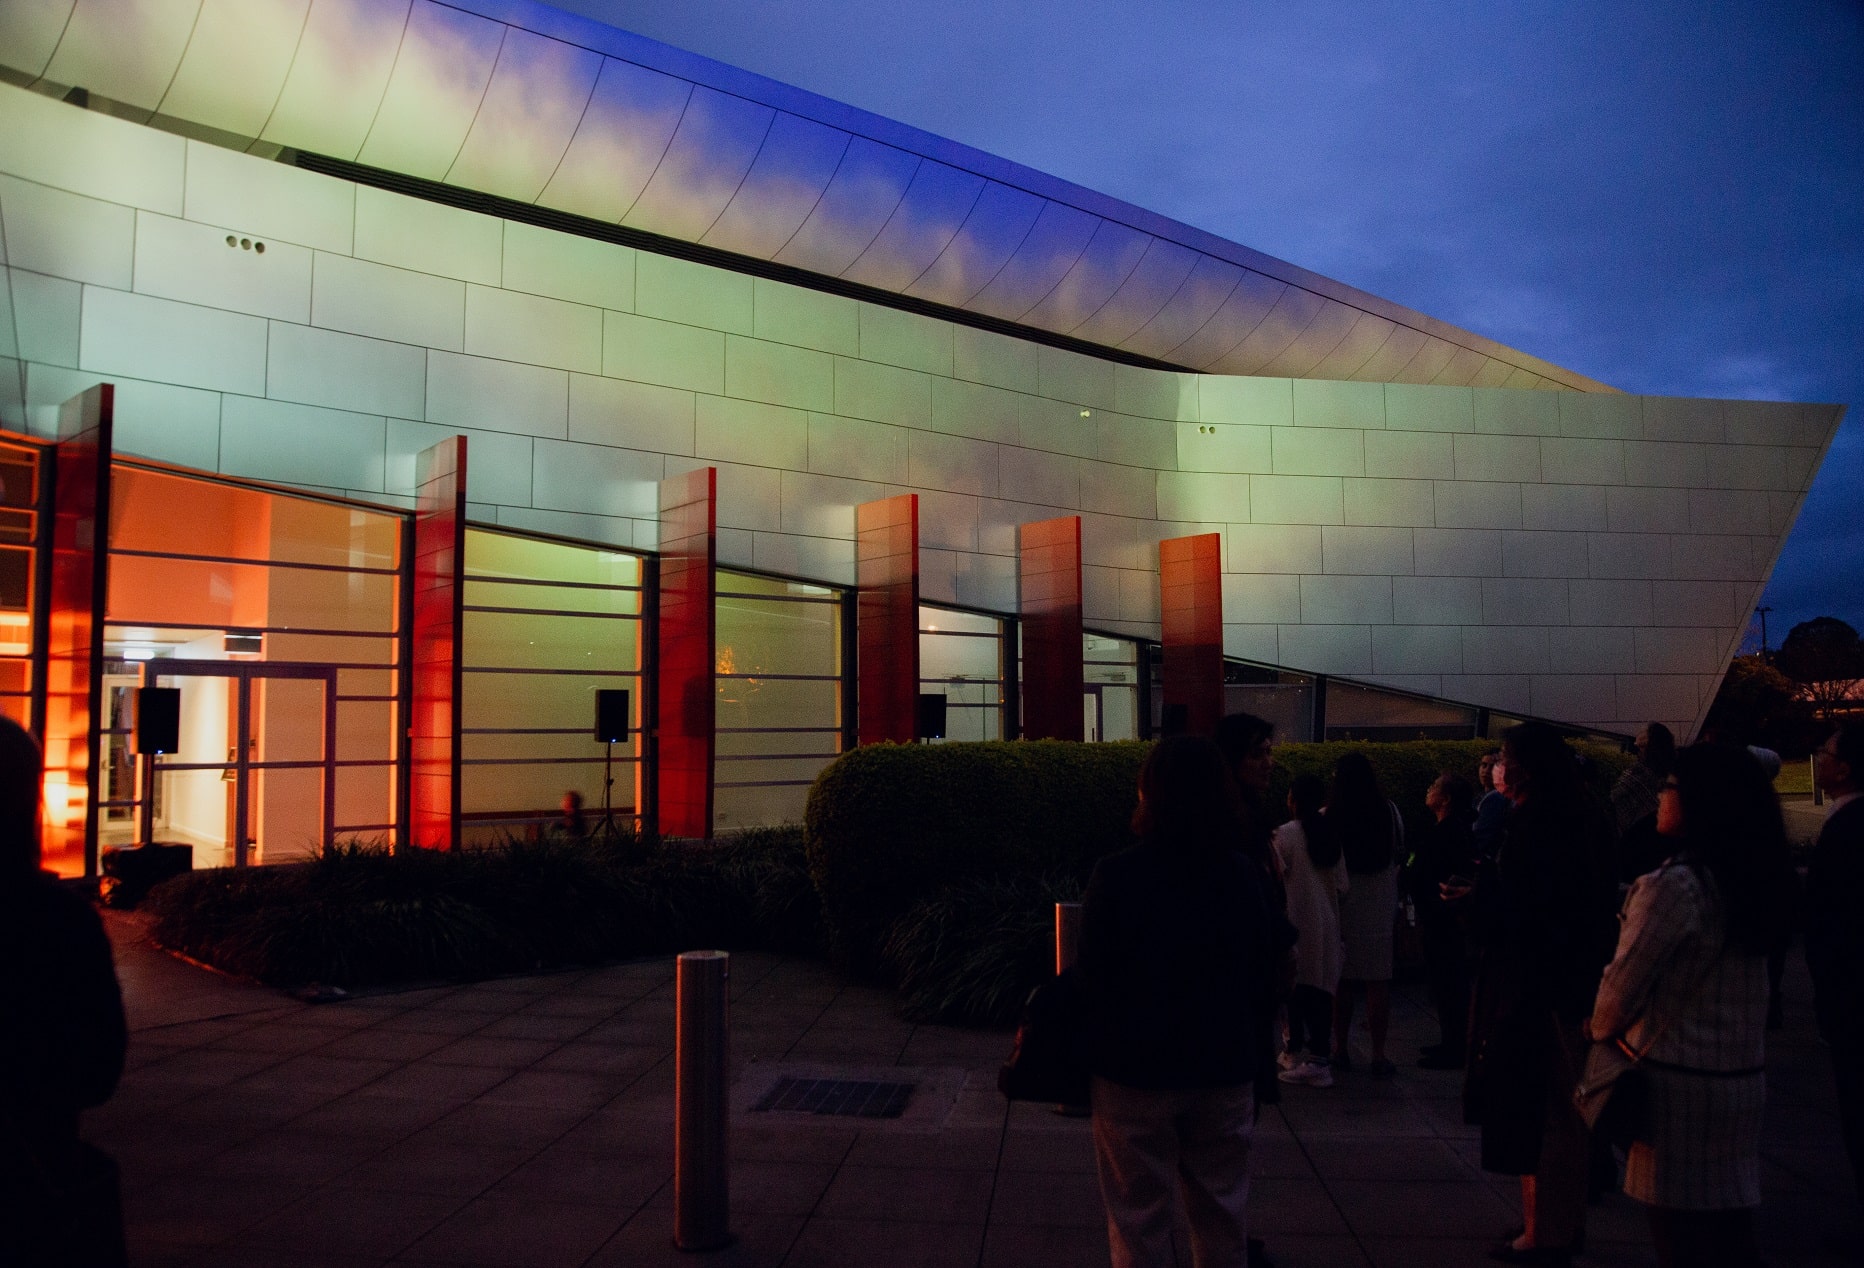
xmin=0 ymin=0 xmax=1844 ymax=877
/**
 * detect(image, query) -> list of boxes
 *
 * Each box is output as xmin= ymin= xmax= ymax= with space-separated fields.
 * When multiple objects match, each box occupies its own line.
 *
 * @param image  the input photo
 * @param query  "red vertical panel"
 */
xmin=1018 ymin=515 xmax=1084 ymax=741
xmin=1159 ymin=533 xmax=1223 ymax=737
xmin=43 ymin=385 xmax=112 ymax=878
xmin=411 ymin=437 xmax=466 ymax=850
xmin=657 ymin=466 xmax=717 ymax=839
xmin=856 ymin=495 xmax=919 ymax=745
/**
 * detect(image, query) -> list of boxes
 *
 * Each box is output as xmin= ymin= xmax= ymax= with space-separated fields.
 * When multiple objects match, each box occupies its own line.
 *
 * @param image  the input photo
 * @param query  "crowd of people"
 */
xmin=1073 ymin=714 xmax=1864 ymax=1268
xmin=5 ymin=698 xmax=1862 ymax=1267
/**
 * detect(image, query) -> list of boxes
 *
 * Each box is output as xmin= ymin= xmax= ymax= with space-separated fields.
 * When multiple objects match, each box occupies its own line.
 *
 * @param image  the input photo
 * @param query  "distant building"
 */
xmin=0 ymin=0 xmax=1844 ymax=878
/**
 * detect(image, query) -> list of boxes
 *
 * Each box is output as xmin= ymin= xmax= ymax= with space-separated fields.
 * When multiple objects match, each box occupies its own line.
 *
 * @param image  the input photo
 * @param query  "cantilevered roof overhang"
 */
xmin=0 ymin=0 xmax=1612 ymax=391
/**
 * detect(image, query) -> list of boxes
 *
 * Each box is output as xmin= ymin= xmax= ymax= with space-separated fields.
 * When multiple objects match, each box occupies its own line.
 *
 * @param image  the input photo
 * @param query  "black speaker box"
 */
xmin=917 ymin=692 xmax=947 ymax=740
xmin=136 ymin=686 xmax=180 ymax=755
xmin=594 ymin=688 xmax=631 ymax=742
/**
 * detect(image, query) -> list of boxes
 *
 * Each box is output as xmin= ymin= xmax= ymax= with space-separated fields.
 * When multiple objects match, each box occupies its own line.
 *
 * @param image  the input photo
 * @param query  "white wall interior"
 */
xmin=0 ymin=83 xmax=1842 ymax=743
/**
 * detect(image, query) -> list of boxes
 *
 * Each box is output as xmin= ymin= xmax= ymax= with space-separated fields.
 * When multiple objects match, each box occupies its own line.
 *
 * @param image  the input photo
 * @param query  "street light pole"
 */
xmin=1757 ymin=605 xmax=1773 ymax=662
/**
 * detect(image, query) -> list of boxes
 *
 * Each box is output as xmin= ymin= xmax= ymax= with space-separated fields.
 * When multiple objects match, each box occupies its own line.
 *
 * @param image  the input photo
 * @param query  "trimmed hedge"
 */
xmin=146 ymin=737 xmax=1634 ymax=1003
xmin=804 ymin=736 xmax=1634 ymax=980
xmin=1265 ymin=738 xmax=1634 ymax=845
xmin=144 ymin=826 xmax=819 ymax=988
xmin=803 ymin=740 xmax=1149 ymax=972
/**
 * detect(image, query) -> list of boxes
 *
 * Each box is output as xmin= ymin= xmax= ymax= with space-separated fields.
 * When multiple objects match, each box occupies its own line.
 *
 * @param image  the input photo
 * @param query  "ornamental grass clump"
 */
xmin=881 ymin=871 xmax=1085 ymax=1028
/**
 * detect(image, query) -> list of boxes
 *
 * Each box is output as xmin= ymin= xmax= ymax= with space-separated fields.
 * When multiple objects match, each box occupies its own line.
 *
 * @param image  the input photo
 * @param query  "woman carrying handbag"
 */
xmin=1586 ymin=742 xmax=1796 ymax=1268
xmin=1076 ymin=735 xmax=1291 ymax=1267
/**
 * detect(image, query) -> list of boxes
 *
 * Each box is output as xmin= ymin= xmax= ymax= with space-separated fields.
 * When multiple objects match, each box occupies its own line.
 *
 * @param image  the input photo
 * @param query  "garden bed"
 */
xmin=144 ymin=826 xmax=819 ymax=990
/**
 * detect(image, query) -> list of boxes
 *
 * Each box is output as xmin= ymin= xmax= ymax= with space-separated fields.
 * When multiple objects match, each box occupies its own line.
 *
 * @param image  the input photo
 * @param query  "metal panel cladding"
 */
xmin=0 ymin=0 xmax=1611 ymax=391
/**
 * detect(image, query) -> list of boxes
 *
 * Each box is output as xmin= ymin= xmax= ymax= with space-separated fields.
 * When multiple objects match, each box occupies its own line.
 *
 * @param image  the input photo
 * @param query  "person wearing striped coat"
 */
xmin=1588 ymin=742 xmax=1797 ymax=1268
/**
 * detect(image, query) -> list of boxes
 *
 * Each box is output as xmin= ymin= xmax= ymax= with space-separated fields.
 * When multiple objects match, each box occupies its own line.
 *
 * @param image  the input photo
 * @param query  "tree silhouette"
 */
xmin=1774 ymin=617 xmax=1864 ymax=717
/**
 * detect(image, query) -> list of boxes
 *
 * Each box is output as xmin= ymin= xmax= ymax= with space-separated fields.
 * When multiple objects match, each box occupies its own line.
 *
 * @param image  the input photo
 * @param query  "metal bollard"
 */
xmin=1055 ymin=902 xmax=1082 ymax=973
xmin=674 ymin=950 xmax=731 ymax=1252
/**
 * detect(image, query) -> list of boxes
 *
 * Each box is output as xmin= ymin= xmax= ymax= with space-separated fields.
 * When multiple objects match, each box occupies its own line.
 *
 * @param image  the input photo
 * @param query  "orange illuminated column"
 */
xmin=42 ymin=384 xmax=113 ymax=877
xmin=856 ymin=494 xmax=919 ymax=745
xmin=1159 ymin=533 xmax=1223 ymax=737
xmin=1019 ymin=516 xmax=1084 ymax=741
xmin=410 ymin=437 xmax=466 ymax=850
xmin=658 ymin=466 xmax=717 ymax=839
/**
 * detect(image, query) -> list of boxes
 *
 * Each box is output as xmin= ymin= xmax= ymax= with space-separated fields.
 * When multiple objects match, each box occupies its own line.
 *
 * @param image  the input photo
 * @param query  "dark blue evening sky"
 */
xmin=561 ymin=0 xmax=1863 ymax=650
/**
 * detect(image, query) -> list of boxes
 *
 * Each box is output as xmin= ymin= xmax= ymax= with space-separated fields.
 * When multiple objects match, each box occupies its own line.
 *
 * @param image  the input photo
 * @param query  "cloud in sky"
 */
xmin=558 ymin=0 xmax=1862 ymax=645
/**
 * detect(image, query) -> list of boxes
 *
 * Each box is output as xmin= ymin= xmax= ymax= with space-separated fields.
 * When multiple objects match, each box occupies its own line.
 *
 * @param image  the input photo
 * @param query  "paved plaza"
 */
xmin=98 ymin=909 xmax=1859 ymax=1268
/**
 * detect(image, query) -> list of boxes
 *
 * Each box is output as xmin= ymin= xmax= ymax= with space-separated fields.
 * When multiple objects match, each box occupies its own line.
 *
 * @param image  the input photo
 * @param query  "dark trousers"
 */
xmin=1645 ymin=1206 xmax=1761 ymax=1268
xmin=1420 ymin=917 xmax=1470 ymax=1054
xmin=1286 ymin=984 xmax=1333 ymax=1058
xmin=1835 ymin=1038 xmax=1864 ymax=1204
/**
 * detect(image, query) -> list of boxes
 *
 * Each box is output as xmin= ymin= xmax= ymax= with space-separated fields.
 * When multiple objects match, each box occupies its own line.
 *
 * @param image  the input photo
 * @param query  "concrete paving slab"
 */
xmin=397 ymin=1191 xmax=626 ymax=1267
xmin=86 ymin=910 xmax=1863 ymax=1268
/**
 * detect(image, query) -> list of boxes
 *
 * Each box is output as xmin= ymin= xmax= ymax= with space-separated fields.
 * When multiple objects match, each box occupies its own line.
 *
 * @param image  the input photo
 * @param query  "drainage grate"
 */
xmin=750 ymin=1077 xmax=916 ymax=1119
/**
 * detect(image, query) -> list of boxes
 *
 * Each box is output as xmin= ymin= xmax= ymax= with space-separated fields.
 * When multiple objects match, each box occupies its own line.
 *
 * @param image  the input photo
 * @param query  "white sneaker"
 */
xmin=1277 ymin=1060 xmax=1335 ymax=1088
xmin=1276 ymin=1049 xmax=1305 ymax=1072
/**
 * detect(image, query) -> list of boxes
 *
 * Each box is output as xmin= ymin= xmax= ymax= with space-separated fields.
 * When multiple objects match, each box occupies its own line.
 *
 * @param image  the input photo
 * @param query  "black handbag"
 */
xmin=998 ymin=970 xmax=1090 ymax=1105
xmin=1574 ymin=1035 xmax=1651 ymax=1149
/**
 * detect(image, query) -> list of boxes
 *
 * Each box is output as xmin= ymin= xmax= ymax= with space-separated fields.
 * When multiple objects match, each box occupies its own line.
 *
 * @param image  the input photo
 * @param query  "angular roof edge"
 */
xmin=470 ymin=1 xmax=1613 ymax=391
xmin=1 ymin=0 xmax=1614 ymax=390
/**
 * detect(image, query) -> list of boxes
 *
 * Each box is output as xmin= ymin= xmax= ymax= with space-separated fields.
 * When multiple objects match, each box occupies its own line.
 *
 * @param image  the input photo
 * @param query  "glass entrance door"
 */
xmin=129 ymin=662 xmax=335 ymax=868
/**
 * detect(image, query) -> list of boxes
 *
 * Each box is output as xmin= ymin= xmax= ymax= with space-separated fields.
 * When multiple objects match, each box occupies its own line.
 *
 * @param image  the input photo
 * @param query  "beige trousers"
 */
xmin=1090 ymin=1076 xmax=1255 ymax=1268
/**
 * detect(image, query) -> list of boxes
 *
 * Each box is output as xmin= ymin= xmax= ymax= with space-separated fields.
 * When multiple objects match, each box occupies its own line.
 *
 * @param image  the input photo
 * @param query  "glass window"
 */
xmin=0 ymin=440 xmax=40 ymax=727
xmin=1084 ymin=632 xmax=1142 ymax=741
xmin=104 ymin=466 xmax=405 ymax=867
xmin=112 ymin=468 xmax=399 ymax=569
xmin=1149 ymin=658 xmax=1317 ymax=741
xmin=1324 ymin=679 xmax=1479 ymax=741
xmin=714 ymin=571 xmax=844 ymax=830
xmin=460 ymin=528 xmax=644 ymax=840
xmin=1217 ymin=660 xmax=1317 ymax=743
xmin=920 ymin=604 xmax=1006 ymax=741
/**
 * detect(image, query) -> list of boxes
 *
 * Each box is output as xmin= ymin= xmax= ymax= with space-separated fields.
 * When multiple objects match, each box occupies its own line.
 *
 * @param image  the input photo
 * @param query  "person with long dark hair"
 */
xmin=1459 ymin=722 xmax=1618 ymax=1265
xmin=1274 ymin=772 xmax=1348 ymax=1088
xmin=1077 ymin=735 xmax=1284 ymax=1267
xmin=1328 ymin=750 xmax=1402 ymax=1077
xmin=1588 ymin=743 xmax=1797 ymax=1268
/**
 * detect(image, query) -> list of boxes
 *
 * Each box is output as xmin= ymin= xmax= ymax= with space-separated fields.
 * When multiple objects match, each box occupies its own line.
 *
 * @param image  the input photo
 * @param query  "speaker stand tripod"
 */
xmin=597 ymin=737 xmax=618 ymax=839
